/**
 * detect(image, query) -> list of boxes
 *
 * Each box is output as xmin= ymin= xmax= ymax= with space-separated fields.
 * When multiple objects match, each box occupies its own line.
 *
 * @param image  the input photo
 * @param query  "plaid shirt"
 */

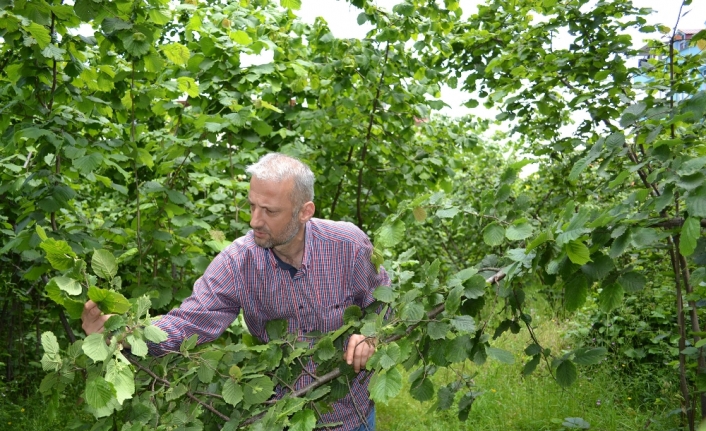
xmin=149 ymin=218 xmax=390 ymax=430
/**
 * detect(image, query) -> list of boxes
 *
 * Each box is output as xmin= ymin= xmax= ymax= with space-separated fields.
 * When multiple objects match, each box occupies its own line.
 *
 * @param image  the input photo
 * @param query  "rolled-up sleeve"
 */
xmin=351 ymin=236 xmax=391 ymax=312
xmin=147 ymin=251 xmax=241 ymax=357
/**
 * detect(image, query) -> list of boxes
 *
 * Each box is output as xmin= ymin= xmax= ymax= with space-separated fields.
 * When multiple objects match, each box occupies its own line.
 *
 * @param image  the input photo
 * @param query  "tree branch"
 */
xmin=356 ymin=43 xmax=391 ymax=228
xmin=650 ymin=218 xmax=706 ymax=229
xmin=126 ymin=354 xmax=231 ymax=422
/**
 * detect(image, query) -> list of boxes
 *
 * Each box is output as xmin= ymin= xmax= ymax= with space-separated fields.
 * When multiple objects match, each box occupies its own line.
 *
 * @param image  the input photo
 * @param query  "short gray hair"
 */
xmin=246 ymin=153 xmax=315 ymax=207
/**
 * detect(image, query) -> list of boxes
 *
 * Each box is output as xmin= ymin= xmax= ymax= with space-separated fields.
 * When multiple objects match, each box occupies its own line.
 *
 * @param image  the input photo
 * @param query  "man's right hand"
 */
xmin=81 ymin=300 xmax=113 ymax=335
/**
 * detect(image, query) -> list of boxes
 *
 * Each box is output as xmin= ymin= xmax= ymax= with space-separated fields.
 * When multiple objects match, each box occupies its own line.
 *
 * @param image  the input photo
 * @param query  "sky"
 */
xmin=288 ymin=0 xmax=706 ymax=119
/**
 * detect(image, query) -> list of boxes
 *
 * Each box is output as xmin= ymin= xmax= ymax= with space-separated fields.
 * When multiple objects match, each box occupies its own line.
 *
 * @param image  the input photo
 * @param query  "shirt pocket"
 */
xmin=320 ymin=294 xmax=356 ymax=333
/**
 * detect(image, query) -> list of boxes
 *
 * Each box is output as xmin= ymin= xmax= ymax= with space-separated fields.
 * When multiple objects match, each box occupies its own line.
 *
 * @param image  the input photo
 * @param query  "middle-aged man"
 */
xmin=82 ymin=152 xmax=390 ymax=431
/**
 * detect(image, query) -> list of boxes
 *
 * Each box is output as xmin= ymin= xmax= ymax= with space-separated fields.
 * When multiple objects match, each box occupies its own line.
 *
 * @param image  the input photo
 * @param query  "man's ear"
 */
xmin=299 ymin=201 xmax=315 ymax=222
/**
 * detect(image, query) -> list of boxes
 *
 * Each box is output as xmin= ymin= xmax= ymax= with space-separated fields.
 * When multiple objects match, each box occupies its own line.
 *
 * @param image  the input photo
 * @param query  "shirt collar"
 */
xmin=300 ymin=220 xmax=312 ymax=271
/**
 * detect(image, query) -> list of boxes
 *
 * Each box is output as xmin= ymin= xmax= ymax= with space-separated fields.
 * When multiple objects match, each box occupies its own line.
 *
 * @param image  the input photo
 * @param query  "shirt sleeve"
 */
xmin=147 ymin=250 xmax=241 ymax=357
xmin=351 ymin=235 xmax=391 ymax=315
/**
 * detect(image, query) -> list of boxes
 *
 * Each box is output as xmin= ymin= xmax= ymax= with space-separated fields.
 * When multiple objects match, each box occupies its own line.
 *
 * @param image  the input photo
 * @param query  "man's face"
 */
xmin=248 ymin=177 xmax=302 ymax=249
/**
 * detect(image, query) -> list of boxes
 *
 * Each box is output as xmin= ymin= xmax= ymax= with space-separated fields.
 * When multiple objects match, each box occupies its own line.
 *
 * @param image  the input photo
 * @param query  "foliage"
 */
xmin=3 ymin=0 xmax=706 ymax=429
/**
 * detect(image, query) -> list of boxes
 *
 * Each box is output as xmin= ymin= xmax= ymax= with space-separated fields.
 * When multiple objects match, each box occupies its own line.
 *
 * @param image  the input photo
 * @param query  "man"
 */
xmin=82 ymin=153 xmax=389 ymax=431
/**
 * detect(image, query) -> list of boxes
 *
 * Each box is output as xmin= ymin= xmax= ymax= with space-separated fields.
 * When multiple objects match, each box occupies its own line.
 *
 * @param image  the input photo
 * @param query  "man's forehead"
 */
xmin=249 ymin=177 xmax=294 ymax=203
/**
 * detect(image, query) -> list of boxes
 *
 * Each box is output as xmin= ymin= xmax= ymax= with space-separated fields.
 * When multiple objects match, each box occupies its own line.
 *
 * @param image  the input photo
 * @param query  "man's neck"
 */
xmin=272 ymin=226 xmax=306 ymax=268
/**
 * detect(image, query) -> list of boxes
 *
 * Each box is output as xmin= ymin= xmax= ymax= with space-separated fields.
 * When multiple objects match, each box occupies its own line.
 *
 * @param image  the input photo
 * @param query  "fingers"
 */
xmin=345 ymin=335 xmax=376 ymax=373
xmin=81 ymin=300 xmax=112 ymax=335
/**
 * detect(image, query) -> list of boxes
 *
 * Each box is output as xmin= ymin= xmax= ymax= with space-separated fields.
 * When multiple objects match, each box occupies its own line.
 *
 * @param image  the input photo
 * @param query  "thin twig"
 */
xmin=126 ymin=355 xmax=231 ymax=422
xmin=356 ymin=43 xmax=391 ymax=228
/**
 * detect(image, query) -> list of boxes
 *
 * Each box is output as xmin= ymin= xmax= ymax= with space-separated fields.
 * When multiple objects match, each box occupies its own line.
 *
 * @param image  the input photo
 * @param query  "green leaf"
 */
xmin=88 ymin=287 xmax=131 ymax=314
xmin=427 ymin=322 xmax=450 ymax=340
xmin=143 ymin=51 xmax=165 ymax=73
xmin=162 ymin=43 xmax=190 ymax=66
xmin=50 ymin=276 xmax=82 ymax=295
xmin=483 ymin=223 xmax=505 ymax=246
xmin=376 ymin=220 xmax=405 ymax=248
xmin=488 ymin=347 xmax=515 ymax=364
xmin=580 ymin=254 xmax=614 ymax=280
xmin=180 ymin=334 xmax=199 ymax=353
xmin=136 ymin=148 xmax=153 ymax=169
xmin=105 ymin=360 xmax=134 ymax=404
xmin=39 ymin=373 xmax=59 ymax=394
xmin=436 ymin=385 xmax=455 ymax=410
xmin=605 ymin=132 xmax=625 ymax=150
xmin=573 ymin=347 xmax=607 ymax=366
xmin=565 ymin=240 xmax=591 ymax=265
xmin=445 ymin=335 xmax=472 ymax=363
xmin=243 ymin=376 xmax=274 ymax=405
xmin=126 ymin=335 xmax=148 ymax=357
xmin=39 ymin=239 xmax=76 ymax=270
xmin=314 ymin=337 xmax=336 ymax=362
xmin=166 ymin=189 xmax=189 ymax=205
xmin=41 ymin=331 xmax=61 ymax=368
xmin=265 ymin=319 xmax=288 ymax=341
xmin=92 ymin=249 xmax=117 ymax=280
xmin=42 ymin=44 xmax=66 ymax=61
xmin=564 ymin=274 xmax=588 ymax=312
xmin=122 ymin=32 xmax=151 ymax=56
xmin=144 ymin=325 xmax=168 ymax=343
xmin=231 ymin=30 xmax=253 ymax=45
xmin=563 ymin=417 xmax=591 ymax=429
xmin=506 ymin=222 xmax=533 ymax=241
xmin=177 ymin=76 xmax=199 ymax=98
xmin=222 ymin=379 xmax=243 ymax=406
xmin=568 ymin=154 xmax=596 ymax=181
xmin=369 ymin=367 xmax=403 ymax=404
xmin=373 ymin=286 xmax=396 ymax=303
xmin=678 ymin=156 xmax=706 ymax=176
xmin=599 ymin=283 xmax=624 ymax=312
xmin=102 ymin=18 xmax=132 ymax=33
xmin=251 ymin=120 xmax=272 ymax=136
xmin=166 ymin=383 xmax=188 ymax=402
xmin=64 ymin=299 xmax=85 ymax=319
xmin=522 ymin=355 xmax=540 ymax=376
xmin=83 ymin=333 xmax=111 ymax=362
xmin=444 ymin=286 xmax=463 ymax=316
xmin=609 ymin=230 xmax=631 ymax=258
xmin=680 ymin=217 xmax=701 ymax=257
xmin=556 ymin=360 xmax=578 ymax=388
xmin=393 ymin=3 xmax=415 ymax=16
xmin=26 ymin=22 xmax=51 ymax=48
xmin=377 ymin=343 xmax=401 ymax=370
xmin=36 ymin=225 xmax=48 ymax=241
xmin=258 ymin=100 xmax=283 ymax=113
xmin=198 ymin=362 xmax=215 ymax=383
xmin=73 ymin=152 xmax=103 ymax=174
xmin=630 ymin=228 xmax=661 ymax=248
xmin=410 ymin=377 xmax=434 ymax=402
xmin=435 ymin=207 xmax=459 ymax=218
xmin=289 ymin=409 xmax=316 ymax=431
xmin=280 ymin=0 xmax=302 ymax=8
xmin=148 ymin=9 xmax=172 ymax=25
xmin=686 ymin=186 xmax=706 ymax=218
xmin=617 ymin=271 xmax=646 ymax=293
xmin=526 ymin=231 xmax=552 ymax=252
xmin=85 ymin=377 xmax=116 ymax=409
xmin=450 ymin=315 xmax=476 ymax=333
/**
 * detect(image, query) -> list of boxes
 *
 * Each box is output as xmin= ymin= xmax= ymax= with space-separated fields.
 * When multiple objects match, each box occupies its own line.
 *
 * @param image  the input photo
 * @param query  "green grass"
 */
xmin=0 ymin=386 xmax=88 ymax=431
xmin=377 ymin=317 xmax=682 ymax=431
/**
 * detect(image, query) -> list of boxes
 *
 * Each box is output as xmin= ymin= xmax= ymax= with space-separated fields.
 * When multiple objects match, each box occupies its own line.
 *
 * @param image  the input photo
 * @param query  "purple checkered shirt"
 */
xmin=148 ymin=218 xmax=390 ymax=431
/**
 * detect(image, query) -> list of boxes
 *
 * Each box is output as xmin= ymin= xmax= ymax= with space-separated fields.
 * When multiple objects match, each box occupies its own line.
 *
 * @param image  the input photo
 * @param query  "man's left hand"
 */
xmin=344 ymin=334 xmax=377 ymax=373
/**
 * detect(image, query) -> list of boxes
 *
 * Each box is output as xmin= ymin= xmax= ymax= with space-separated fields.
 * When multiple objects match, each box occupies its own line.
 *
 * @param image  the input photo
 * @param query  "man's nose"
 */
xmin=250 ymin=207 xmax=262 ymax=228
